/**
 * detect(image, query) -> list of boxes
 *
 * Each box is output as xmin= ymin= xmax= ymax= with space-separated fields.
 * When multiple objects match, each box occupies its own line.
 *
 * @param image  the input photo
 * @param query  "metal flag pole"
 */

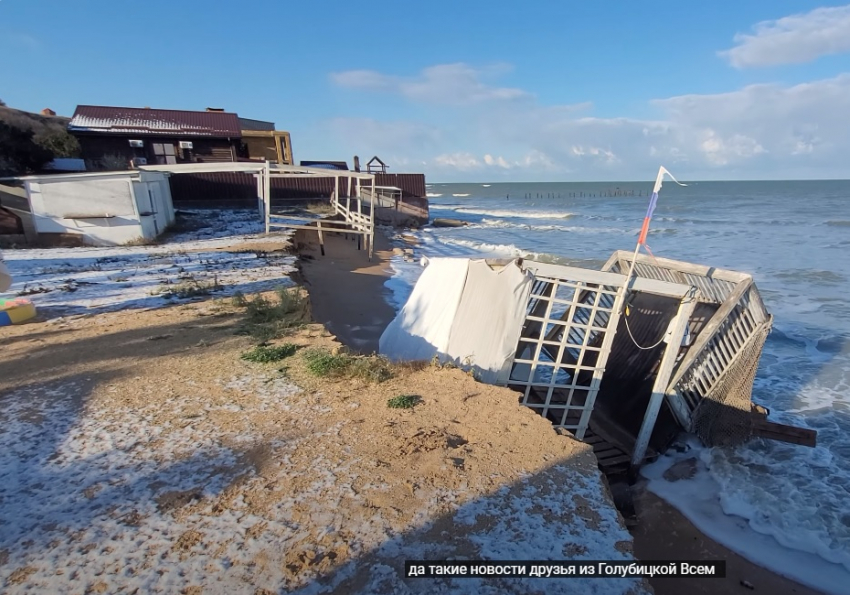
xmin=623 ymin=165 xmax=686 ymax=289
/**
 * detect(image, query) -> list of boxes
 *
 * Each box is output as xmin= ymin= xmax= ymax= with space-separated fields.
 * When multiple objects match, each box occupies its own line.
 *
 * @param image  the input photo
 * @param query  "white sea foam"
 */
xmin=477 ymin=218 xmax=626 ymax=234
xmin=642 ymin=440 xmax=850 ymax=595
xmin=433 ymin=236 xmax=541 ymax=259
xmin=456 ymin=208 xmax=573 ymax=219
xmin=452 ymin=193 xmax=471 ymax=197
xmin=426 ymin=192 xmax=443 ymax=197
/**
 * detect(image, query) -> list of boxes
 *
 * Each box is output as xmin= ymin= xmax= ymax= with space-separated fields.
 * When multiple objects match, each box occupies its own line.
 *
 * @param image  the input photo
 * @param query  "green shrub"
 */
xmin=387 ymin=395 xmax=421 ymax=409
xmin=303 ymin=348 xmax=352 ymax=377
xmin=241 ymin=343 xmax=299 ymax=363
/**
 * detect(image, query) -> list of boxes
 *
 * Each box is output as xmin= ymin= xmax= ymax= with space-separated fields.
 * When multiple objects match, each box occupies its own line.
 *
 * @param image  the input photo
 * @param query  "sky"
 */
xmin=2 ymin=1 xmax=850 ymax=182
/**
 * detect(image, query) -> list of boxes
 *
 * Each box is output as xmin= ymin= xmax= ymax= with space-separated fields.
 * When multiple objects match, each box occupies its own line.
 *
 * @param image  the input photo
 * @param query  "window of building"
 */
xmin=152 ymin=143 xmax=177 ymax=165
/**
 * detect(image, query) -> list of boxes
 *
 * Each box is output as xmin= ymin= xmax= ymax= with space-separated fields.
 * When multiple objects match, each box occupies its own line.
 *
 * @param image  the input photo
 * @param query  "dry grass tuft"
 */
xmin=301 ymin=348 xmax=395 ymax=383
xmin=234 ymin=287 xmax=310 ymax=343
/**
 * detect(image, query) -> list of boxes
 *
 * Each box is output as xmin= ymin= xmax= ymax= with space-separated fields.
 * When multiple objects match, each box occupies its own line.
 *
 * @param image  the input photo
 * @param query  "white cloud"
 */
xmin=569 ymin=145 xmax=618 ymax=163
xmin=719 ymin=5 xmax=850 ymax=68
xmin=330 ymin=63 xmax=531 ymax=106
xmin=699 ymin=131 xmax=766 ymax=166
xmin=433 ymin=152 xmax=482 ymax=171
xmin=324 ymin=64 xmax=850 ymax=181
xmin=483 ymin=154 xmax=511 ymax=169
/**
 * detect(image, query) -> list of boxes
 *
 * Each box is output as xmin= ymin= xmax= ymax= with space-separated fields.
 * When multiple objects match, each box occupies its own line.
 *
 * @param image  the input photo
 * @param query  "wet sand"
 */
xmin=631 ymin=484 xmax=822 ymax=595
xmin=294 ymin=225 xmax=825 ymax=595
xmin=293 ymin=227 xmax=396 ymax=354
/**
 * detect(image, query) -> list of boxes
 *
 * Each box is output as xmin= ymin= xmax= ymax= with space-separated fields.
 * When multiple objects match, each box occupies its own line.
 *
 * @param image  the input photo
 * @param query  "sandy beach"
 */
xmin=296 ymin=225 xmax=826 ymax=595
xmin=0 ymin=217 xmax=827 ymax=594
xmin=0 ymin=230 xmax=648 ymax=594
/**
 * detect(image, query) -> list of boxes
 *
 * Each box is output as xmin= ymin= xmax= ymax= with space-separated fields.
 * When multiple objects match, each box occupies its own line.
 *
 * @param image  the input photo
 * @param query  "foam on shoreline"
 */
xmin=642 ymin=440 xmax=849 ymax=595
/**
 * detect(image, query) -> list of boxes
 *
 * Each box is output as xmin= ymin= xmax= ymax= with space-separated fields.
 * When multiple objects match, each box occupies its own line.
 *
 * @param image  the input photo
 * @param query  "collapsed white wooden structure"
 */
xmin=380 ymin=250 xmax=799 ymax=472
xmin=140 ymin=161 xmax=378 ymax=259
xmin=600 ymin=251 xmax=776 ymax=456
xmin=0 ymin=171 xmax=174 ymax=246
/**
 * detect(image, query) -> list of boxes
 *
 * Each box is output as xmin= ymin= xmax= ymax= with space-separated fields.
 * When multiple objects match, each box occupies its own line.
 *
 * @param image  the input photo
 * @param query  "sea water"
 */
xmin=384 ymin=180 xmax=850 ymax=594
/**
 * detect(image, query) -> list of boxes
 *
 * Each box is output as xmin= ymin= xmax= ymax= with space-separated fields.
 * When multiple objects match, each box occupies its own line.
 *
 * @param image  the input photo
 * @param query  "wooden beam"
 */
xmin=316 ymin=220 xmax=325 ymax=256
xmin=752 ymin=417 xmax=817 ymax=447
xmin=263 ymin=164 xmax=271 ymax=235
xmin=611 ymin=249 xmax=751 ymax=284
xmin=369 ymin=178 xmax=375 ymax=261
xmin=274 ymin=135 xmax=284 ymax=164
xmin=632 ymin=287 xmax=699 ymax=466
xmin=523 ymin=260 xmax=693 ymax=299
xmin=600 ymin=252 xmax=623 ymax=273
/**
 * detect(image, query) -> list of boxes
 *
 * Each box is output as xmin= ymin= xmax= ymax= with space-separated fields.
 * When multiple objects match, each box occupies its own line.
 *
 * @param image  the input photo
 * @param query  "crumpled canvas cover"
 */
xmin=379 ymin=258 xmax=533 ymax=385
xmin=445 ymin=260 xmax=533 ymax=384
xmin=379 ymin=258 xmax=470 ymax=361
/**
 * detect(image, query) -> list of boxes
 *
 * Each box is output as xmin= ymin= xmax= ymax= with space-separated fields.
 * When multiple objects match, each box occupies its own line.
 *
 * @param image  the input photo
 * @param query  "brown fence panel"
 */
xmin=374 ymin=173 xmax=426 ymax=198
xmin=169 ymin=172 xmax=424 ymax=212
xmin=170 ymin=172 xmax=345 ymax=204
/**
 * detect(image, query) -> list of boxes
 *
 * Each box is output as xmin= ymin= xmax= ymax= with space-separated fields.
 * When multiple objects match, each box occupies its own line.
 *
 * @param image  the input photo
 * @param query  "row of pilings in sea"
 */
xmin=520 ymin=190 xmax=643 ymax=199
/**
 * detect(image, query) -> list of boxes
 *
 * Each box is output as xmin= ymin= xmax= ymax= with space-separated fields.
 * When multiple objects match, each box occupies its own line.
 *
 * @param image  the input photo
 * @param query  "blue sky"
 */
xmin=2 ymin=1 xmax=850 ymax=181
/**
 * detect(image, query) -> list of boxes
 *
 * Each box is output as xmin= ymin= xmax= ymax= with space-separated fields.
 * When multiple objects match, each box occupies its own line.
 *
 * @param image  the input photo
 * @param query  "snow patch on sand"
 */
xmin=1 ymin=209 xmax=295 ymax=316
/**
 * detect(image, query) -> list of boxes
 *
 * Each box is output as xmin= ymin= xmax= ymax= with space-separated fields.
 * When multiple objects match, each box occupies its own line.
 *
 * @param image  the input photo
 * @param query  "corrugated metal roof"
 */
xmin=68 ymin=105 xmax=242 ymax=138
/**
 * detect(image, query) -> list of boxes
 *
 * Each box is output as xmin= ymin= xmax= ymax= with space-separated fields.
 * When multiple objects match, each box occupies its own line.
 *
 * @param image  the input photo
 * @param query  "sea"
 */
xmin=384 ymin=180 xmax=850 ymax=594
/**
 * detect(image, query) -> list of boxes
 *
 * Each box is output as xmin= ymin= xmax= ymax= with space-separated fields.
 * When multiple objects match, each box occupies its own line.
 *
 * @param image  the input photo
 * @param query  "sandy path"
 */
xmin=293 ymin=228 xmax=396 ymax=354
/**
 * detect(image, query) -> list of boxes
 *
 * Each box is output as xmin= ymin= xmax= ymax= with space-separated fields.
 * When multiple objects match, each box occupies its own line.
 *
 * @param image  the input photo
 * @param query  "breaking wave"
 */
xmin=455 ymin=208 xmax=574 ymax=219
xmin=476 ymin=218 xmax=629 ymax=235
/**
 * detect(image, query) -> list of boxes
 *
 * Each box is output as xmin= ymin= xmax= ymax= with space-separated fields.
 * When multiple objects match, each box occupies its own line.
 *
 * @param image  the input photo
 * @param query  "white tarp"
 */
xmin=445 ymin=260 xmax=533 ymax=383
xmin=379 ymin=258 xmax=469 ymax=361
xmin=379 ymin=257 xmax=533 ymax=384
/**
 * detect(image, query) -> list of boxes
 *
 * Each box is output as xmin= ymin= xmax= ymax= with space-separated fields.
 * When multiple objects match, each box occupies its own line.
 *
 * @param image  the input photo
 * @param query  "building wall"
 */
xmin=74 ymin=134 xmax=239 ymax=167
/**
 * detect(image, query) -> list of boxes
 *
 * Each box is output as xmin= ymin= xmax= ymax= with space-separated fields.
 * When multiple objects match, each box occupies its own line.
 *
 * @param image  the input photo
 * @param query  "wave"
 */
xmin=826 ymin=220 xmax=850 ymax=227
xmin=452 ymin=193 xmax=471 ymax=197
xmin=482 ymin=184 xmax=491 ymax=187
xmin=475 ymin=218 xmax=630 ymax=235
xmin=425 ymin=193 xmax=442 ymax=198
xmin=774 ymin=269 xmax=846 ymax=284
xmin=430 ymin=237 xmax=608 ymax=269
xmin=455 ymin=208 xmax=573 ymax=220
xmin=434 ymin=237 xmax=540 ymax=259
